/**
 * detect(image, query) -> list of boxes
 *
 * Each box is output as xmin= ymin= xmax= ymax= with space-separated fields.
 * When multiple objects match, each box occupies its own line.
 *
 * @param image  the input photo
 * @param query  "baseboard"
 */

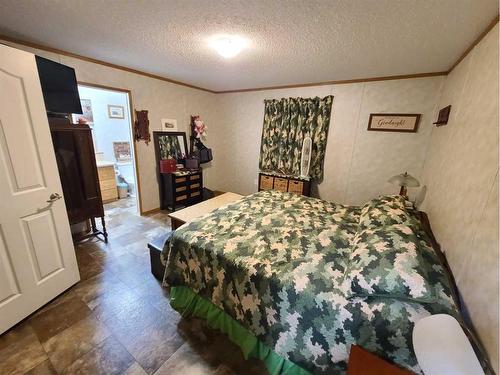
xmin=141 ymin=207 xmax=161 ymax=216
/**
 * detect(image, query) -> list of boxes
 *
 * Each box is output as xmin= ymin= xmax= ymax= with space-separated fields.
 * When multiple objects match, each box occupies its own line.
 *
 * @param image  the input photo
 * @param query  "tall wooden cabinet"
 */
xmin=49 ymin=119 xmax=108 ymax=242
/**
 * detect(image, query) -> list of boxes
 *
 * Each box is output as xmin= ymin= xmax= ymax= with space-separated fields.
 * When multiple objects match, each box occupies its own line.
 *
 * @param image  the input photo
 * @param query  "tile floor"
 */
xmin=0 ymin=197 xmax=267 ymax=375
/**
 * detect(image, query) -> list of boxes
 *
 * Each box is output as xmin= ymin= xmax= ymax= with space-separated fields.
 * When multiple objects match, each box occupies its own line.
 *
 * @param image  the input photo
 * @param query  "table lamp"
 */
xmin=388 ymin=171 xmax=420 ymax=196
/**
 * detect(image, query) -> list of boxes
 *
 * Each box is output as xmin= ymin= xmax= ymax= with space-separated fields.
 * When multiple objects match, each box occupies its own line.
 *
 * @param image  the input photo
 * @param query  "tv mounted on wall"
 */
xmin=35 ymin=56 xmax=83 ymax=115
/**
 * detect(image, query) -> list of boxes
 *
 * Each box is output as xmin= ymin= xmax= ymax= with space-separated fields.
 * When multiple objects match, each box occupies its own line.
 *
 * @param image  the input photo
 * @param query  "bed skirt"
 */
xmin=169 ymin=286 xmax=311 ymax=375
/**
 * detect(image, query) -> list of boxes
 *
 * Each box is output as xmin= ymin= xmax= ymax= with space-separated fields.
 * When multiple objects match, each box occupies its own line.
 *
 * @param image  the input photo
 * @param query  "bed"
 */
xmin=163 ymin=190 xmax=459 ymax=374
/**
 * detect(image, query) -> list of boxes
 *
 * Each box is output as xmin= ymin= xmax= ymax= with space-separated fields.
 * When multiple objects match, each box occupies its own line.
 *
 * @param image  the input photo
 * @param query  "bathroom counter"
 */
xmin=96 ymin=160 xmax=115 ymax=168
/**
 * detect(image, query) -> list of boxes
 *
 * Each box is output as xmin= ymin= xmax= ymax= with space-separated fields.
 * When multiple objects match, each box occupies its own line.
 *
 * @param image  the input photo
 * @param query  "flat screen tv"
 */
xmin=35 ymin=56 xmax=83 ymax=114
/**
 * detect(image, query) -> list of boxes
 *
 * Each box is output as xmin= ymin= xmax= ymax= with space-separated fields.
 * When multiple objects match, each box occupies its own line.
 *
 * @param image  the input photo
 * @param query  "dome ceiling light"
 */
xmin=209 ymin=35 xmax=247 ymax=58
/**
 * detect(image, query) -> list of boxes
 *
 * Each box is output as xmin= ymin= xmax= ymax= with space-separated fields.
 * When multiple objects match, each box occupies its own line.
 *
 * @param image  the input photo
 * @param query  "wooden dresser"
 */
xmin=159 ymin=170 xmax=203 ymax=211
xmin=258 ymin=172 xmax=311 ymax=196
xmin=97 ymin=164 xmax=118 ymax=203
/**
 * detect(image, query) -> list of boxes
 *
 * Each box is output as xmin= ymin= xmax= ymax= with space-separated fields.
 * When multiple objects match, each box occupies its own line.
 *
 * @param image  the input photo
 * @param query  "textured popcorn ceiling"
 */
xmin=0 ymin=0 xmax=497 ymax=91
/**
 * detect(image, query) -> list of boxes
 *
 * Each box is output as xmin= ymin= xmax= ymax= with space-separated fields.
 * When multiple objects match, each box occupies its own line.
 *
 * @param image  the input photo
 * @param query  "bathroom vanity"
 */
xmin=97 ymin=162 xmax=118 ymax=203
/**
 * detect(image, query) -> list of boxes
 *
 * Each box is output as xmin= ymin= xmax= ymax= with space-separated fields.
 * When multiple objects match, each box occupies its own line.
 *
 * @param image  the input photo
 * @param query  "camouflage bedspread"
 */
xmin=164 ymin=190 xmax=458 ymax=374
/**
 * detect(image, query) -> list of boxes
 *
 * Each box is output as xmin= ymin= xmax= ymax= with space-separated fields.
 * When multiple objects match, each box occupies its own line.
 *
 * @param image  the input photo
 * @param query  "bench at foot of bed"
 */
xmin=148 ymin=231 xmax=173 ymax=281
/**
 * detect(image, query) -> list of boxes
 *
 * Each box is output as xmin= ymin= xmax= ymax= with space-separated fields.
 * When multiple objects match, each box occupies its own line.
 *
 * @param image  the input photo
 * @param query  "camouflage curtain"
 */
xmin=259 ymin=95 xmax=333 ymax=181
xmin=159 ymin=135 xmax=182 ymax=159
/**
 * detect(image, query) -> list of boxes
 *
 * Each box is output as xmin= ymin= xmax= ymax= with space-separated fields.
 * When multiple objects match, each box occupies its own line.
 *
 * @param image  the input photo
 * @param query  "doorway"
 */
xmin=73 ymin=83 xmax=140 ymax=216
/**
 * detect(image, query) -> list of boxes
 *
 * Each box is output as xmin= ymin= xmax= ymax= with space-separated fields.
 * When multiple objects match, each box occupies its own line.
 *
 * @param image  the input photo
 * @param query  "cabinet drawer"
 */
xmin=190 ymin=190 xmax=201 ymax=198
xmin=288 ymin=180 xmax=304 ymax=194
xmin=189 ymin=174 xmax=200 ymax=181
xmin=175 ymin=177 xmax=187 ymax=184
xmin=260 ymin=175 xmax=274 ymax=190
xmin=274 ymin=177 xmax=288 ymax=192
xmin=100 ymin=179 xmax=117 ymax=191
xmin=176 ymin=186 xmax=187 ymax=193
xmin=175 ymin=194 xmax=188 ymax=202
xmin=101 ymin=187 xmax=118 ymax=202
xmin=190 ymin=183 xmax=201 ymax=189
xmin=98 ymin=166 xmax=115 ymax=180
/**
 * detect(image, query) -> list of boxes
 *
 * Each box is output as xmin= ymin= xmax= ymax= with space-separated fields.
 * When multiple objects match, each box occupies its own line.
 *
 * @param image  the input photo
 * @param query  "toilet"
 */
xmin=116 ymin=162 xmax=136 ymax=197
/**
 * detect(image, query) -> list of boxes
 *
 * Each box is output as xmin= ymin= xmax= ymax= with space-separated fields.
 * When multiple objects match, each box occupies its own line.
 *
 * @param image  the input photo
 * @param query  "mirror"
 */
xmin=153 ymin=131 xmax=188 ymax=162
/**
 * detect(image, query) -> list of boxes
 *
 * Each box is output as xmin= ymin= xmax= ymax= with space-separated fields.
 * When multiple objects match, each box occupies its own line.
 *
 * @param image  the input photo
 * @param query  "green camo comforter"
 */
xmin=164 ymin=190 xmax=458 ymax=374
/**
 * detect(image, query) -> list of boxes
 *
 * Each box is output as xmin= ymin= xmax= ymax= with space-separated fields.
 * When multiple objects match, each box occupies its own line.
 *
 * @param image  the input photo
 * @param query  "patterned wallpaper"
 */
xmin=0 ymin=39 xmax=444 ymax=210
xmin=421 ymin=24 xmax=499 ymax=372
xmin=210 ymin=77 xmax=443 ymax=205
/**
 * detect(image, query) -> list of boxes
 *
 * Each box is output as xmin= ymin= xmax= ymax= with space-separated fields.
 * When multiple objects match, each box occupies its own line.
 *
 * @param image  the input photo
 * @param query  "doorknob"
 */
xmin=46 ymin=193 xmax=62 ymax=203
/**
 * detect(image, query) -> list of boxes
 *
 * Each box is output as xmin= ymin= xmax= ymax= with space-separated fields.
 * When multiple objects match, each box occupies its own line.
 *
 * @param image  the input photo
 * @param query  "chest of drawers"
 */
xmin=159 ymin=170 xmax=203 ymax=211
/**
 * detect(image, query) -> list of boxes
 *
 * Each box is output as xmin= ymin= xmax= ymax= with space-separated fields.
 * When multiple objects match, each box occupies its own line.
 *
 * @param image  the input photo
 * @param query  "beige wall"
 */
xmin=210 ymin=77 xmax=443 ymax=205
xmin=421 ymin=24 xmax=499 ymax=372
xmin=0 ymin=39 xmax=218 ymax=213
xmin=5 ymin=37 xmax=446 ymax=209
xmin=0 ymin=39 xmax=446 ymax=209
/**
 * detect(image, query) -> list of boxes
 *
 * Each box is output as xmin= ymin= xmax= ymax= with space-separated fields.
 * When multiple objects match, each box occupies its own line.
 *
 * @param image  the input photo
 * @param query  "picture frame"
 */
xmin=113 ymin=141 xmax=132 ymax=161
xmin=367 ymin=113 xmax=421 ymax=133
xmin=161 ymin=118 xmax=178 ymax=131
xmin=108 ymin=105 xmax=125 ymax=119
xmin=72 ymin=99 xmax=94 ymax=125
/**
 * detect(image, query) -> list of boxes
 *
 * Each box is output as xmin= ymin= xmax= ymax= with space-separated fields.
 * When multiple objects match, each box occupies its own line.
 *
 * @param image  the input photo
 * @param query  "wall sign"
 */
xmin=367 ymin=113 xmax=421 ymax=133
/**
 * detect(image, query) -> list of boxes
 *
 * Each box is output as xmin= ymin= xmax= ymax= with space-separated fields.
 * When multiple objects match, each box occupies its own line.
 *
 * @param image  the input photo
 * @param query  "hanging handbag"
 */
xmin=185 ymin=156 xmax=200 ymax=170
xmin=193 ymin=138 xmax=213 ymax=164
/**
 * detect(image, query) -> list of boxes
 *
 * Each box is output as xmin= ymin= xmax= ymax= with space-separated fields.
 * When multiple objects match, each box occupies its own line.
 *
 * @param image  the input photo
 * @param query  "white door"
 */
xmin=0 ymin=44 xmax=80 ymax=334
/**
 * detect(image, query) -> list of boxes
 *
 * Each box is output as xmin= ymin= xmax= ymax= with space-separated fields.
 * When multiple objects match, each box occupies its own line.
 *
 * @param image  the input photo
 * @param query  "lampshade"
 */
xmin=388 ymin=171 xmax=420 ymax=187
xmin=413 ymin=314 xmax=484 ymax=375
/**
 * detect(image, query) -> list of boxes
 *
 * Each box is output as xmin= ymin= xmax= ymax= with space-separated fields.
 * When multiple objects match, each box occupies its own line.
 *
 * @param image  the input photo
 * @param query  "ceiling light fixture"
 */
xmin=209 ymin=35 xmax=247 ymax=58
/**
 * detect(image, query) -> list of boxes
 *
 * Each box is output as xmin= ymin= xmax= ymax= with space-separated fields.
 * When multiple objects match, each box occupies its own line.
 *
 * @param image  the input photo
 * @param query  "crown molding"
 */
xmin=0 ymin=34 xmax=216 ymax=93
xmin=216 ymin=72 xmax=448 ymax=94
xmin=448 ymin=14 xmax=499 ymax=72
